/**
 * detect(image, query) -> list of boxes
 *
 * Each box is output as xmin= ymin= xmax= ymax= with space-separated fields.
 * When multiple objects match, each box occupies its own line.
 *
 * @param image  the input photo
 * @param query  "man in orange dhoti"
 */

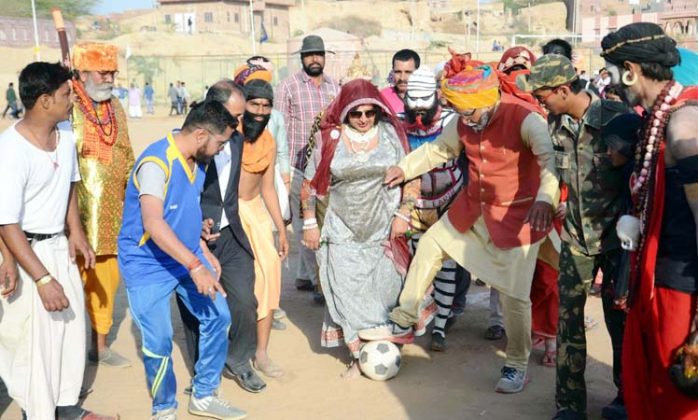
xmin=238 ymin=79 xmax=290 ymax=379
xmin=72 ymin=43 xmax=135 ymax=367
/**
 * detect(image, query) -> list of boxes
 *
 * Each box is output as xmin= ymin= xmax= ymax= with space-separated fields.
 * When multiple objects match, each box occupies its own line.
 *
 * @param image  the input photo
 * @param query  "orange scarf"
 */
xmin=241 ymin=129 xmax=275 ymax=173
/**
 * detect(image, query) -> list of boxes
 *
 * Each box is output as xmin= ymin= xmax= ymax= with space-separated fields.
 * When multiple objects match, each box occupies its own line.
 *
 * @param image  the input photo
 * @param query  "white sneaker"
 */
xmin=357 ymin=325 xmax=392 ymax=341
xmin=495 ymin=367 xmax=528 ymax=394
xmin=152 ymin=408 xmax=177 ymax=420
xmin=188 ymin=395 xmax=247 ymax=419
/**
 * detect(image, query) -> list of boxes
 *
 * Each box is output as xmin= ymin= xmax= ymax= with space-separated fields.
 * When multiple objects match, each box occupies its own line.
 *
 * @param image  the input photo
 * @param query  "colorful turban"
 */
xmin=234 ymin=62 xmax=272 ymax=86
xmin=72 ymin=43 xmax=118 ymax=72
xmin=441 ymin=62 xmax=500 ymax=109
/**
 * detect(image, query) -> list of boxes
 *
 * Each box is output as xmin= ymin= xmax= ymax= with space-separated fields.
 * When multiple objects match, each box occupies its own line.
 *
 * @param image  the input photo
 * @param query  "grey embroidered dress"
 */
xmin=312 ymin=122 xmax=405 ymax=357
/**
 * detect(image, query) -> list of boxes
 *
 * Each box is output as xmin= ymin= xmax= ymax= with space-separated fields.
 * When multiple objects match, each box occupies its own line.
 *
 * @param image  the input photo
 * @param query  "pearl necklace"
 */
xmin=631 ymin=81 xmax=682 ymax=195
xmin=344 ymin=124 xmax=377 ymax=144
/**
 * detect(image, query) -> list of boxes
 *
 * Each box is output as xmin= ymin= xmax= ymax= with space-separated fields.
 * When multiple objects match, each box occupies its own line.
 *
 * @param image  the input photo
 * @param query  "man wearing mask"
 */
xmin=71 ymin=42 xmax=135 ymax=369
xmin=380 ymin=49 xmax=420 ymax=114
xmin=276 ymin=35 xmax=339 ymax=303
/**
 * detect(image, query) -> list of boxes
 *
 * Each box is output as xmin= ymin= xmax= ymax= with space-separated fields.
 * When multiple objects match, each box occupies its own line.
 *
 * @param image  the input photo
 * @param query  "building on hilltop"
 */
xmin=0 ymin=16 xmax=77 ymax=48
xmin=158 ymin=0 xmax=291 ymax=42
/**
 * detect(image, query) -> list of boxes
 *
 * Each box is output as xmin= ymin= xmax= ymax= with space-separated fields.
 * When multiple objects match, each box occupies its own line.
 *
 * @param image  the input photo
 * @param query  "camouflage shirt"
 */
xmin=549 ymin=92 xmax=630 ymax=256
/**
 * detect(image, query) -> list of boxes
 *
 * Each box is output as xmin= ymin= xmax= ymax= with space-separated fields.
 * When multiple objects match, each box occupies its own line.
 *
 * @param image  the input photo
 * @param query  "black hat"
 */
xmin=296 ymin=35 xmax=335 ymax=55
xmin=603 ymin=113 xmax=642 ymax=159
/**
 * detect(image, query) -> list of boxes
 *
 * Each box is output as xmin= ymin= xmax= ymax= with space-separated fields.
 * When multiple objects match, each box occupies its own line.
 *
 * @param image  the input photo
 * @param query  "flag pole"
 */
xmin=249 ymin=0 xmax=257 ymax=54
xmin=31 ymin=0 xmax=41 ymax=61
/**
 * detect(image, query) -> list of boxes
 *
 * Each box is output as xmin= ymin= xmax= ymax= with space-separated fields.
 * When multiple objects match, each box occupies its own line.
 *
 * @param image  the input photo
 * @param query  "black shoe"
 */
xmin=295 ymin=278 xmax=314 ymax=291
xmin=601 ymin=397 xmax=627 ymax=420
xmin=444 ymin=316 xmax=458 ymax=333
xmin=224 ymin=366 xmax=266 ymax=393
xmin=430 ymin=333 xmax=447 ymax=352
xmin=313 ymin=289 xmax=325 ymax=305
xmin=552 ymin=408 xmax=585 ymax=420
xmin=484 ymin=325 xmax=506 ymax=340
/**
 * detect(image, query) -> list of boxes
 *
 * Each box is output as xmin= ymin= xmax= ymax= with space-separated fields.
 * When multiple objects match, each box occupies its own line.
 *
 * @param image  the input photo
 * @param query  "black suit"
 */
xmin=178 ymin=131 xmax=258 ymax=374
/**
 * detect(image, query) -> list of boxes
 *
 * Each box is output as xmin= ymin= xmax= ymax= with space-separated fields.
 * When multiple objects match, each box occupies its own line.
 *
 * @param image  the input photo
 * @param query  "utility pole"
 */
xmin=476 ymin=0 xmax=480 ymax=56
xmin=249 ymin=0 xmax=257 ymax=54
xmin=31 ymin=0 xmax=41 ymax=61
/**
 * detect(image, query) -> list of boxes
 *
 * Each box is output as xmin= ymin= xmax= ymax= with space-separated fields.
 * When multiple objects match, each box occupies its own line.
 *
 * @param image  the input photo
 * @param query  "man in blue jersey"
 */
xmin=117 ymin=100 xmax=246 ymax=420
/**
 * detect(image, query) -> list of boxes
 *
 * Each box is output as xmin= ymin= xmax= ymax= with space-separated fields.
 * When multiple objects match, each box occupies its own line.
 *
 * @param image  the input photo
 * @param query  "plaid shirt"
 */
xmin=275 ymin=70 xmax=339 ymax=171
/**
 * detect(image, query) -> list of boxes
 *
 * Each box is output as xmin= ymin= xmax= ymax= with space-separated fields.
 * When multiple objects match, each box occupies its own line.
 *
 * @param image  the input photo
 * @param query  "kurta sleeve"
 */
xmin=520 ymin=112 xmax=559 ymax=205
xmin=398 ymin=116 xmax=463 ymax=180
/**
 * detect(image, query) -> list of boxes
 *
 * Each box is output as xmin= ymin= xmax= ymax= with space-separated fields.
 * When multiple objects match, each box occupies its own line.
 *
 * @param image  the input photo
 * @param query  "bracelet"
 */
xmin=303 ymin=218 xmax=317 ymax=226
xmin=190 ymin=265 xmax=205 ymax=275
xmin=393 ymin=212 xmax=411 ymax=224
xmin=302 ymin=224 xmax=319 ymax=231
xmin=36 ymin=274 xmax=53 ymax=287
xmin=187 ymin=258 xmax=202 ymax=271
xmin=33 ymin=272 xmax=50 ymax=283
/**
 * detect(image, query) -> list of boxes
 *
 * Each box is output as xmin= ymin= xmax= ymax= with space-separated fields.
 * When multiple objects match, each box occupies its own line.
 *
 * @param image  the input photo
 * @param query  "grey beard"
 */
xmin=84 ymin=79 xmax=113 ymax=102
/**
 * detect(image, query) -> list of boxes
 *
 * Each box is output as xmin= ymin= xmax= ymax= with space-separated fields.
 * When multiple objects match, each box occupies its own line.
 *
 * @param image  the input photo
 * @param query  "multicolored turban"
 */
xmin=441 ymin=62 xmax=500 ymax=109
xmin=234 ymin=58 xmax=273 ymax=85
xmin=72 ymin=43 xmax=118 ymax=72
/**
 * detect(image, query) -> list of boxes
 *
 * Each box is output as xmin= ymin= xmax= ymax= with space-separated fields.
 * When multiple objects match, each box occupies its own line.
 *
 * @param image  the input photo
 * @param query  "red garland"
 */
xmin=73 ymin=81 xmax=118 ymax=146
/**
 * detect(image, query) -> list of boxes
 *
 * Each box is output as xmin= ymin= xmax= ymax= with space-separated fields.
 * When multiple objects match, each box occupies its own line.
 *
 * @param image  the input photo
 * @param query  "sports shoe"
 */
xmin=272 ymin=319 xmax=287 ymax=330
xmin=357 ymin=325 xmax=392 ymax=341
xmin=601 ymin=396 xmax=627 ymax=419
xmin=273 ymin=308 xmax=287 ymax=320
xmin=223 ymin=366 xmax=266 ymax=393
xmin=152 ymin=408 xmax=177 ymax=420
xmin=484 ymin=325 xmax=506 ymax=341
xmin=387 ymin=322 xmax=414 ymax=344
xmin=495 ymin=366 xmax=528 ymax=394
xmin=430 ymin=333 xmax=447 ymax=352
xmin=88 ymin=348 xmax=131 ymax=368
xmin=56 ymin=405 xmax=119 ymax=420
xmin=188 ymin=395 xmax=247 ymax=420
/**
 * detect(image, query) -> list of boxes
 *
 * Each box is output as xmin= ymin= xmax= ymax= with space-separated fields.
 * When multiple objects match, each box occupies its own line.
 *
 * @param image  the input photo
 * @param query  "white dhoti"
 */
xmin=0 ymin=235 xmax=86 ymax=419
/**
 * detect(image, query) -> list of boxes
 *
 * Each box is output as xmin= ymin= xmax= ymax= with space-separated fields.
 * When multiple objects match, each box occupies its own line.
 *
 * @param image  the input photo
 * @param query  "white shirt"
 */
xmin=0 ymin=122 xmax=80 ymax=234
xmin=214 ymin=142 xmax=232 ymax=229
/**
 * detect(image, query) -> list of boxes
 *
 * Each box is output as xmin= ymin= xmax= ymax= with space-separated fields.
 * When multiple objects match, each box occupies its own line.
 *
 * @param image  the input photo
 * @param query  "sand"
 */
xmin=0 ymin=113 xmax=615 ymax=419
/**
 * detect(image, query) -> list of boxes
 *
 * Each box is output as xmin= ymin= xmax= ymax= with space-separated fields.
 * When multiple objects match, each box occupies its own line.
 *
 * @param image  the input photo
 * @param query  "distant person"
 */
xmin=187 ymin=16 xmax=193 ymax=34
xmin=128 ymin=83 xmax=142 ymax=118
xmin=2 ymin=82 xmax=20 ymax=119
xmin=380 ymin=49 xmax=420 ymax=114
xmin=144 ymin=82 xmax=155 ymax=114
xmin=276 ymin=34 xmax=339 ymax=303
xmin=168 ymin=82 xmax=179 ymax=116
xmin=181 ymin=81 xmax=190 ymax=114
xmin=579 ymin=69 xmax=589 ymax=81
xmin=542 ymin=38 xmax=573 ymax=60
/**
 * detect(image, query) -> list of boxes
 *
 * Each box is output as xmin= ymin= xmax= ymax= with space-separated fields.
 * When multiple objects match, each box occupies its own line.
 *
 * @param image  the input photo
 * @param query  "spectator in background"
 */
xmin=542 ymin=38 xmax=573 ymax=60
xmin=168 ymin=82 xmax=179 ymax=116
xmin=181 ymin=82 xmax=190 ymax=114
xmin=2 ymin=82 xmax=20 ymax=119
xmin=144 ymin=82 xmax=154 ymax=115
xmin=380 ymin=49 xmax=420 ymax=114
xmin=128 ymin=83 xmax=142 ymax=118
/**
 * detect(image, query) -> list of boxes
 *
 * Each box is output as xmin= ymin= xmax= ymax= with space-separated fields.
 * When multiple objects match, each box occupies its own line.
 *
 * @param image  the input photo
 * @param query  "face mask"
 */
xmin=242 ymin=111 xmax=271 ymax=142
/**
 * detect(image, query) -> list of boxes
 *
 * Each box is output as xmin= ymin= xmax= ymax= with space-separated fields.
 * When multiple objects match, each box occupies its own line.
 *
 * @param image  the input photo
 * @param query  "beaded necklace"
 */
xmin=73 ymin=80 xmax=118 ymax=146
xmin=630 ymin=80 xmax=683 ymax=252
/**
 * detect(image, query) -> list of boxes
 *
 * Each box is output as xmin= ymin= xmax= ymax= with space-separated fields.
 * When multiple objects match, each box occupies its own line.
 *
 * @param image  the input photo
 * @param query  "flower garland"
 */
xmin=73 ymin=80 xmax=118 ymax=146
xmin=630 ymin=80 xmax=683 ymax=252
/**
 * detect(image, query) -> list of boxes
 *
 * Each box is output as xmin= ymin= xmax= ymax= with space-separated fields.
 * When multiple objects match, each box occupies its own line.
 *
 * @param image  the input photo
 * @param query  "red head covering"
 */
xmin=310 ymin=79 xmax=409 ymax=197
xmin=496 ymin=46 xmax=545 ymax=114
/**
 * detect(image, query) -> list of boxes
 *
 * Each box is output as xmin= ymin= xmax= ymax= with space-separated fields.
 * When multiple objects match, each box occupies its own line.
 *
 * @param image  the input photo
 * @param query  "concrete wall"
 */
xmin=0 ymin=16 xmax=77 ymax=49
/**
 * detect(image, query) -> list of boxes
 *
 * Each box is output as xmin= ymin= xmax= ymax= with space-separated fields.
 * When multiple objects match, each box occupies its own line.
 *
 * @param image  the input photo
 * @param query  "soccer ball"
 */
xmin=358 ymin=340 xmax=401 ymax=381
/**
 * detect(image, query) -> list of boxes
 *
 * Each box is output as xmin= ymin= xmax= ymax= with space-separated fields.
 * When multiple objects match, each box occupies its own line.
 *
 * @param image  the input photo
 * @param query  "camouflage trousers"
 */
xmin=556 ymin=243 xmax=626 ymax=416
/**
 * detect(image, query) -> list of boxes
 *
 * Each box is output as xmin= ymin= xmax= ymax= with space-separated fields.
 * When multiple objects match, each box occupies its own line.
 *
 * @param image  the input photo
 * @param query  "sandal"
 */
xmin=542 ymin=349 xmax=556 ymax=367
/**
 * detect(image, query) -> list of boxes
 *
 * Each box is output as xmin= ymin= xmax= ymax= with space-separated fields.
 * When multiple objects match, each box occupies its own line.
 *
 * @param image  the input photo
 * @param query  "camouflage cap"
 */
xmin=516 ymin=54 xmax=577 ymax=92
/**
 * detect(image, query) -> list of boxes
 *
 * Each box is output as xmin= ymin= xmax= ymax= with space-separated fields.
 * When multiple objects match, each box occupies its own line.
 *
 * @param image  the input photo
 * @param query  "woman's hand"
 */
xmin=277 ymin=231 xmax=289 ymax=261
xmin=303 ymin=227 xmax=321 ymax=251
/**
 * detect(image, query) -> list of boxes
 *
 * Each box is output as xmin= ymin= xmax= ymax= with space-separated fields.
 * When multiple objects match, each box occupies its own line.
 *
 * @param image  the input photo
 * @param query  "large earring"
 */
xmin=622 ymin=70 xmax=637 ymax=86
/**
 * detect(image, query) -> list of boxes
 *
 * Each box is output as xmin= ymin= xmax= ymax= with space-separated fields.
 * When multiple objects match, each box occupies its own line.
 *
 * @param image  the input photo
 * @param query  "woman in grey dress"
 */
xmin=301 ymin=79 xmax=419 ymax=378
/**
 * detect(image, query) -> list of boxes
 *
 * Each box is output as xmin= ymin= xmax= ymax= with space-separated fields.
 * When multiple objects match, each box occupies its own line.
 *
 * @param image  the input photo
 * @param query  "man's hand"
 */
xmin=68 ymin=230 xmax=96 ymax=269
xmin=0 ymin=257 xmax=18 ymax=299
xmin=37 ymin=278 xmax=70 ymax=312
xmin=554 ymin=202 xmax=567 ymax=220
xmin=201 ymin=218 xmax=221 ymax=243
xmin=390 ymin=217 xmax=410 ymax=240
xmin=201 ymin=243 xmax=222 ymax=281
xmin=277 ymin=232 xmax=289 ymax=261
xmin=525 ymin=201 xmax=554 ymax=232
xmin=191 ymin=267 xmax=227 ymax=300
xmin=302 ymin=227 xmax=321 ymax=251
xmin=384 ymin=166 xmax=405 ymax=188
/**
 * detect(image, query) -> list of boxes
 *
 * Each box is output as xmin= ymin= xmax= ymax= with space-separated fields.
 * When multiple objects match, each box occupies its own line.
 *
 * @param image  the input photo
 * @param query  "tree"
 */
xmin=0 ymin=0 xmax=98 ymax=20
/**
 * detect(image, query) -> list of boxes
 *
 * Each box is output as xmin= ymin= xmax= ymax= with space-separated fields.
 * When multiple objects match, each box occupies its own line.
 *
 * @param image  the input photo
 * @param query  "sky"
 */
xmin=92 ymin=0 xmax=155 ymax=15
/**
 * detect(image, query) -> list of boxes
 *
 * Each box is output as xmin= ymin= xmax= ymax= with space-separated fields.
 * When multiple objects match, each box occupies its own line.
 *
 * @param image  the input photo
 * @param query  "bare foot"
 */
xmin=341 ymin=362 xmax=361 ymax=379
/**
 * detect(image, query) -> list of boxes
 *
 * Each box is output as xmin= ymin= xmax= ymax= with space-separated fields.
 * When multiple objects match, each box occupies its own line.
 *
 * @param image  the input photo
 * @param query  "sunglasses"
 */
xmin=534 ymin=87 xmax=561 ymax=104
xmin=348 ymin=109 xmax=377 ymax=119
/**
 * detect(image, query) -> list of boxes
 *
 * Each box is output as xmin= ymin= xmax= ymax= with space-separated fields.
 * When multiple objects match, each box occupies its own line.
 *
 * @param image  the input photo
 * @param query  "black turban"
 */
xmin=603 ymin=113 xmax=642 ymax=159
xmin=601 ymin=22 xmax=680 ymax=68
xmin=244 ymin=79 xmax=274 ymax=104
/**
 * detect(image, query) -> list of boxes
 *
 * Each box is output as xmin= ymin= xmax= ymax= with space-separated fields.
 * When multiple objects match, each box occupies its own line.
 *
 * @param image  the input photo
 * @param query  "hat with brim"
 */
xmin=516 ymin=54 xmax=577 ymax=92
xmin=294 ymin=35 xmax=335 ymax=55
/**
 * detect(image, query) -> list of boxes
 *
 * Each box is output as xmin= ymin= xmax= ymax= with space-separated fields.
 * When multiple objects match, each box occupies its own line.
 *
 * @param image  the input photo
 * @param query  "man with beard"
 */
xmin=70 ymin=42 xmax=135 ymax=369
xmin=399 ymin=66 xmax=466 ymax=351
xmin=118 ymin=101 xmax=246 ymax=419
xmin=520 ymin=54 xmax=630 ymax=420
xmin=601 ymin=22 xmax=698 ymax=420
xmin=238 ymin=79 xmax=289 ymax=379
xmin=380 ymin=49 xmax=420 ymax=114
xmin=385 ymin=58 xmax=559 ymax=394
xmin=0 ymin=61 xmax=113 ymax=420
xmin=276 ymin=35 xmax=339 ymax=303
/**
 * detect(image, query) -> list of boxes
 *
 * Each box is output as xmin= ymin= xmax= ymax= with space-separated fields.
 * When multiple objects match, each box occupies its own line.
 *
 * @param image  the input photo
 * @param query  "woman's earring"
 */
xmin=622 ymin=70 xmax=637 ymax=86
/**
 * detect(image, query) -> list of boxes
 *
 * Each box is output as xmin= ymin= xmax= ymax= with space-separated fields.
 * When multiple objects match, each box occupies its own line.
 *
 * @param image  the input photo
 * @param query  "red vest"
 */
xmin=447 ymin=93 xmax=551 ymax=249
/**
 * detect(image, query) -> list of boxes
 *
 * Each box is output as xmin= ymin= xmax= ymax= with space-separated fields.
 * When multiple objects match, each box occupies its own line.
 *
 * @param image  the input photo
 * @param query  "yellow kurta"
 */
xmin=73 ymin=96 xmax=134 ymax=256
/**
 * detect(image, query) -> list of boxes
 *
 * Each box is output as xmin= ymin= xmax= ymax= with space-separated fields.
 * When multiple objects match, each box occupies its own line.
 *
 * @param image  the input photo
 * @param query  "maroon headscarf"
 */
xmin=496 ymin=46 xmax=545 ymax=114
xmin=310 ymin=79 xmax=409 ymax=197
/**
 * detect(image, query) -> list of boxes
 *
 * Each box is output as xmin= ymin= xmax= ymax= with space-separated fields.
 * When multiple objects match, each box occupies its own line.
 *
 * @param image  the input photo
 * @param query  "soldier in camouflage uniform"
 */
xmin=519 ymin=55 xmax=632 ymax=420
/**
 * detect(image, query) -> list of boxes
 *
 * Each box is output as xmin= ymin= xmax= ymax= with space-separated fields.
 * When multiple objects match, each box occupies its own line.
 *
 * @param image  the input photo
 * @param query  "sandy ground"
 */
xmin=0 ymin=113 xmax=616 ymax=420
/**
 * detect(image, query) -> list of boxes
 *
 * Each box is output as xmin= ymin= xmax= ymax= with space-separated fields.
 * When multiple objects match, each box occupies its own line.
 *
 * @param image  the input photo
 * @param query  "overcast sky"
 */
xmin=92 ymin=0 xmax=155 ymax=15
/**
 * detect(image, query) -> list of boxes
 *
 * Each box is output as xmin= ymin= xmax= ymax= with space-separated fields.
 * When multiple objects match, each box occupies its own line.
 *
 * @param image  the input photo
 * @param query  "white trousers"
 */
xmin=0 ymin=235 xmax=86 ymax=419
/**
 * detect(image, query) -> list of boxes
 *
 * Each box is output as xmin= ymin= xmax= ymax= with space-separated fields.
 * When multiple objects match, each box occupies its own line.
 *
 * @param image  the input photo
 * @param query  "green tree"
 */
xmin=0 ymin=0 xmax=98 ymax=20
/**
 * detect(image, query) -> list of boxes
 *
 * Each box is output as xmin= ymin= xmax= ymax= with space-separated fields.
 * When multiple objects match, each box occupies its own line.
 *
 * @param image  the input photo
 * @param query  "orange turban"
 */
xmin=73 ymin=43 xmax=118 ymax=72
xmin=441 ymin=61 xmax=500 ymax=110
xmin=234 ymin=64 xmax=272 ymax=85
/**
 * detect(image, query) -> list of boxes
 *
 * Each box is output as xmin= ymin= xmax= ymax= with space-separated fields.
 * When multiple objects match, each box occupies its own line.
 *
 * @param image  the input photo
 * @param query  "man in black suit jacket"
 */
xmin=177 ymin=80 xmax=267 ymax=393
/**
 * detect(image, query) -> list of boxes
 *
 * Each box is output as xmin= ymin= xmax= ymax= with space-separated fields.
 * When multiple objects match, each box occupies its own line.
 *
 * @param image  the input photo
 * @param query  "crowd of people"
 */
xmin=0 ymin=21 xmax=696 ymax=420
